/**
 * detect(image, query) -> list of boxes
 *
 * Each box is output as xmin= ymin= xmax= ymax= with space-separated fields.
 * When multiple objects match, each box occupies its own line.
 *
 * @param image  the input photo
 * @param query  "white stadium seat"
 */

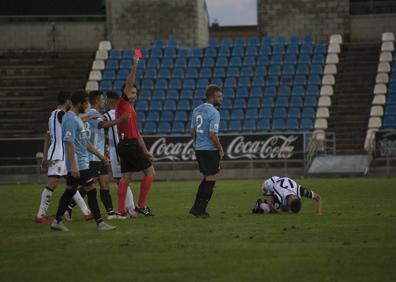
xmin=316 ymin=107 xmax=330 ymax=118
xmin=313 ymin=130 xmax=326 ymax=141
xmin=92 ymin=60 xmax=105 ymax=71
xmin=324 ymin=64 xmax=337 ymax=75
xmin=314 ymin=118 xmax=328 ymax=130
xmin=381 ymin=41 xmax=394 ymax=52
xmin=382 ymin=32 xmax=395 ymax=42
xmin=322 ymin=75 xmax=335 ymax=86
xmin=376 ymin=73 xmax=389 ymax=84
xmin=379 ymin=52 xmax=393 ymax=62
xmin=99 ymin=41 xmax=112 ymax=51
xmin=378 ymin=62 xmax=391 ymax=73
xmin=95 ymin=50 xmax=108 ymax=60
xmin=326 ymin=54 xmax=339 ymax=64
xmin=85 ymin=81 xmax=99 ymax=91
xmin=320 ymin=85 xmax=334 ymax=96
xmin=370 ymin=106 xmax=383 ymax=117
xmin=330 ymin=34 xmax=343 ymax=44
xmin=89 ymin=70 xmax=102 ymax=81
xmin=374 ymin=84 xmax=387 ymax=95
xmin=372 ymin=95 xmax=386 ymax=105
xmin=368 ymin=117 xmax=381 ymax=129
xmin=328 ymin=43 xmax=341 ymax=54
xmin=318 ymin=96 xmax=331 ymax=107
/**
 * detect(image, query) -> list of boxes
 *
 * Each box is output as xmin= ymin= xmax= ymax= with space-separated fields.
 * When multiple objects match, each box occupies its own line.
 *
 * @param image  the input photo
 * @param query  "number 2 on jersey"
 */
xmin=196 ymin=115 xmax=204 ymax=134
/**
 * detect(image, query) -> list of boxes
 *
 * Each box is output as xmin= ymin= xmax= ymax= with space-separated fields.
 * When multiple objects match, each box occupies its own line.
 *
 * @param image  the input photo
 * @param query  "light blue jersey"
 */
xmin=62 ymin=111 xmax=90 ymax=171
xmin=87 ymin=108 xmax=105 ymax=162
xmin=191 ymin=103 xmax=220 ymax=150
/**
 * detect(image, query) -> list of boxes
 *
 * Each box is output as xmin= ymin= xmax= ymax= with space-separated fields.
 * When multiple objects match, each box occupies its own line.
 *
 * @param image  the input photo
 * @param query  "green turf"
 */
xmin=0 ymin=178 xmax=395 ymax=282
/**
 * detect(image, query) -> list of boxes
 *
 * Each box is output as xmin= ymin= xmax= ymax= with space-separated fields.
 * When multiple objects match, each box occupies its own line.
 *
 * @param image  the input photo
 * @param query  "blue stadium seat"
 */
xmin=152 ymin=90 xmax=166 ymax=100
xmin=137 ymin=111 xmax=146 ymax=121
xmin=135 ymin=101 xmax=149 ymax=111
xmin=174 ymin=111 xmax=188 ymax=122
xmin=296 ymin=65 xmax=309 ymax=75
xmin=175 ymin=58 xmax=187 ymax=68
xmin=238 ymin=77 xmax=251 ymax=88
xmin=245 ymin=46 xmax=258 ymax=56
xmin=109 ymin=50 xmax=122 ymax=59
xmin=284 ymin=54 xmax=297 ymax=65
xmin=273 ymin=44 xmax=285 ymax=55
xmin=164 ymin=48 xmax=176 ymax=58
xmin=136 ymin=70 xmax=144 ymax=80
xmin=255 ymin=66 xmax=267 ymax=76
xmin=227 ymin=67 xmax=240 ymax=77
xmin=288 ymin=107 xmax=301 ymax=118
xmin=241 ymin=67 xmax=254 ymax=77
xmin=145 ymin=69 xmax=157 ymax=79
xmin=147 ymin=111 xmax=160 ymax=122
xmin=387 ymin=94 xmax=396 ymax=104
xmin=270 ymin=55 xmax=283 ymax=65
xmin=272 ymin=119 xmax=286 ymax=131
xmin=150 ymin=100 xmax=162 ymax=111
xmin=300 ymin=118 xmax=314 ymax=130
xmin=172 ymin=68 xmax=185 ymax=79
xmin=388 ymin=83 xmax=396 ymax=94
xmin=220 ymin=110 xmax=230 ymax=120
xmin=259 ymin=108 xmax=272 ymax=119
xmin=268 ymin=65 xmax=281 ymax=76
xmin=231 ymin=109 xmax=244 ymax=120
xmin=311 ymin=64 xmax=323 ymax=75
xmin=216 ymin=57 xmax=228 ymax=67
xmin=192 ymin=99 xmax=203 ymax=108
xmin=141 ymin=79 xmax=154 ymax=90
xmin=303 ymin=35 xmax=314 ymax=44
xmin=304 ymin=97 xmax=318 ymax=107
xmin=294 ymin=75 xmax=307 ymax=86
xmin=314 ymin=44 xmax=327 ymax=54
xmin=286 ymin=44 xmax=299 ymax=55
xmin=161 ymin=58 xmax=173 ymax=68
xmin=150 ymin=48 xmax=163 ymax=59
xmin=280 ymin=75 xmax=293 ymax=86
xmin=307 ymin=85 xmax=319 ymax=97
xmin=223 ymin=88 xmax=235 ymax=99
xmin=252 ymin=77 xmax=265 ymax=87
xmin=383 ymin=116 xmax=396 ymax=128
xmin=213 ymin=68 xmax=226 ymax=78
xmin=169 ymin=79 xmax=182 ymax=90
xmin=138 ymin=90 xmax=151 ymax=101
xmin=235 ymin=38 xmax=246 ymax=47
xmin=300 ymin=44 xmax=313 ymax=54
xmin=113 ymin=80 xmax=125 ymax=91
xmin=177 ymin=100 xmax=191 ymax=111
xmin=143 ymin=122 xmax=157 ymax=134
xmin=220 ymin=39 xmax=233 ymax=48
xmin=158 ymin=122 xmax=171 ymax=134
xmin=233 ymin=98 xmax=247 ymax=109
xmin=172 ymin=122 xmax=186 ymax=134
xmin=155 ymin=79 xmax=168 ymax=90
xmin=199 ymin=68 xmax=212 ymax=78
xmin=302 ymin=107 xmax=316 ymax=119
xmin=221 ymin=99 xmax=233 ymax=110
xmin=274 ymin=36 xmax=286 ymax=45
xmin=246 ymin=108 xmax=258 ymax=118
xmin=197 ymin=79 xmax=209 ymax=89
xmin=185 ymin=69 xmax=198 ymax=79
xmin=122 ymin=49 xmax=134 ymax=59
xmin=103 ymin=70 xmax=116 ymax=80
xmin=208 ymin=38 xmax=219 ymax=48
xmin=312 ymin=54 xmax=325 ymax=64
xmin=147 ymin=59 xmax=160 ymax=69
xmin=204 ymin=47 xmax=217 ymax=57
xmin=180 ymin=90 xmax=193 ymax=100
xmin=202 ymin=58 xmax=215 ymax=68
xmin=286 ymin=118 xmax=299 ymax=131
xmin=384 ymin=105 xmax=396 ymax=116
xmin=158 ymin=68 xmax=171 ymax=80
xmin=279 ymin=86 xmax=291 ymax=96
xmin=229 ymin=56 xmax=242 ymax=67
xmin=220 ymin=120 xmax=228 ymax=133
xmin=290 ymin=97 xmax=303 ymax=107
xmin=256 ymin=56 xmax=270 ymax=66
xmin=242 ymin=56 xmax=256 ymax=67
xmin=259 ymin=46 xmax=272 ymax=56
xmin=211 ymin=78 xmax=223 ymax=87
xmin=190 ymin=48 xmax=203 ymax=58
xmin=119 ymin=59 xmax=132 ymax=70
xmin=236 ymin=87 xmax=249 ymax=98
xmin=243 ymin=119 xmax=257 ymax=132
xmin=308 ymin=75 xmax=321 ymax=85
xmin=289 ymin=36 xmax=301 ymax=45
xmin=232 ymin=47 xmax=244 ymax=57
xmin=177 ymin=49 xmax=190 ymax=58
xmin=225 ymin=77 xmax=237 ymax=88
xmin=250 ymin=87 xmax=263 ymax=98
xmin=282 ymin=65 xmax=296 ymax=76
xmin=257 ymin=119 xmax=270 ymax=131
xmin=218 ymin=47 xmax=231 ymax=57
xmin=390 ymin=72 xmax=396 ymax=82
xmin=166 ymin=89 xmax=179 ymax=100
xmin=140 ymin=48 xmax=150 ymax=58
xmin=161 ymin=111 xmax=174 ymax=122
xmin=264 ymin=87 xmax=276 ymax=97
xmin=229 ymin=120 xmax=242 ymax=132
xmin=262 ymin=36 xmax=272 ymax=45
xmin=106 ymin=60 xmax=118 ymax=70
xmin=273 ymin=107 xmax=287 ymax=118
xmin=263 ymin=97 xmax=275 ymax=108
xmin=136 ymin=59 xmax=146 ymax=69
xmin=100 ymin=80 xmax=113 ymax=92
xmin=163 ymin=100 xmax=177 ymax=111
xmin=247 ymin=37 xmax=260 ymax=47
xmin=298 ymin=55 xmax=311 ymax=64
xmin=266 ymin=76 xmax=279 ymax=86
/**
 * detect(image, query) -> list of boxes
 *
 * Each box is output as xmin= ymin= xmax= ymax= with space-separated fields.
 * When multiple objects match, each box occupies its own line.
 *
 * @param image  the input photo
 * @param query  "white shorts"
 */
xmin=110 ymin=160 xmax=121 ymax=179
xmin=48 ymin=160 xmax=67 ymax=177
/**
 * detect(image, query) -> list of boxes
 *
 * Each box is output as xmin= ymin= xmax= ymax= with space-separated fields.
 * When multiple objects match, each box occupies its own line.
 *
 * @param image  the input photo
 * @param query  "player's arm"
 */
xmin=137 ymin=133 xmax=153 ymax=160
xmin=123 ymin=55 xmax=139 ymax=94
xmin=41 ymin=131 xmax=50 ymax=169
xmin=66 ymin=141 xmax=79 ymax=178
xmin=100 ymin=114 xmax=129 ymax=128
xmin=209 ymin=112 xmax=224 ymax=159
xmin=86 ymin=141 xmax=108 ymax=163
xmin=301 ymin=186 xmax=322 ymax=215
xmin=81 ymin=114 xmax=100 ymax=122
xmin=191 ymin=128 xmax=196 ymax=147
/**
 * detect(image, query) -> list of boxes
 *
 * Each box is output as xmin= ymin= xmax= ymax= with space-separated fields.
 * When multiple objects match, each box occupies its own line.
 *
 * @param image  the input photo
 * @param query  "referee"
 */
xmin=115 ymin=55 xmax=155 ymax=216
xmin=190 ymin=85 xmax=224 ymax=218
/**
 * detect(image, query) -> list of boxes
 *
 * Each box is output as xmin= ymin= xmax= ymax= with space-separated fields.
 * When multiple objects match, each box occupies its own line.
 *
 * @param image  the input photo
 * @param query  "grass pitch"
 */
xmin=0 ymin=178 xmax=395 ymax=282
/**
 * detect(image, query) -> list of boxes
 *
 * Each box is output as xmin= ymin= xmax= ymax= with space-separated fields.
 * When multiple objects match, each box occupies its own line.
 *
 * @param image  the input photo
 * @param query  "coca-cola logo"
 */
xmin=226 ymin=135 xmax=298 ymax=160
xmin=149 ymin=138 xmax=196 ymax=161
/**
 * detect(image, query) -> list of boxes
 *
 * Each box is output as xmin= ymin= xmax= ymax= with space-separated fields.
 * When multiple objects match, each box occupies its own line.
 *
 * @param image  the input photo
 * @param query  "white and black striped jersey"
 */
xmin=272 ymin=177 xmax=302 ymax=206
xmin=103 ymin=109 xmax=119 ymax=162
xmin=47 ymin=109 xmax=65 ymax=161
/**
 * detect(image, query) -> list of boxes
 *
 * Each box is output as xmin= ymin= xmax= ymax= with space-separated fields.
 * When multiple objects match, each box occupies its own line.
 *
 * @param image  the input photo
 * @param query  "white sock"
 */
xmin=125 ymin=186 xmax=135 ymax=212
xmin=37 ymin=187 xmax=53 ymax=217
xmin=72 ymin=191 xmax=91 ymax=216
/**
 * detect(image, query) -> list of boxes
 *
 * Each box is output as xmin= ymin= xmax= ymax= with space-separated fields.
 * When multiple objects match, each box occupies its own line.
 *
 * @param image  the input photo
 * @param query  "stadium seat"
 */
xmin=261 ymin=36 xmax=272 ymax=46
xmin=259 ymin=46 xmax=272 ymax=56
xmin=147 ymin=59 xmax=160 ymax=68
xmin=273 ymin=107 xmax=287 ymax=118
xmin=190 ymin=48 xmax=203 ymax=58
xmin=284 ymin=54 xmax=297 ymax=65
xmin=291 ymin=86 xmax=305 ymax=97
xmin=188 ymin=58 xmax=201 ymax=68
xmin=272 ymin=119 xmax=286 ymax=131
xmin=255 ymin=66 xmax=267 ymax=76
xmin=155 ymin=80 xmax=168 ymax=90
xmin=232 ymin=47 xmax=244 ymax=57
xmin=268 ymin=65 xmax=281 ymax=76
xmin=99 ymin=81 xmax=112 ymax=92
xmin=229 ymin=56 xmax=243 ymax=67
xmin=220 ymin=110 xmax=230 ymax=120
xmin=158 ymin=68 xmax=171 ymax=79
xmin=302 ymin=107 xmax=316 ymax=119
xmin=264 ymin=87 xmax=276 ymax=97
xmin=247 ymin=37 xmax=260 ymax=47
xmin=246 ymin=108 xmax=259 ymax=118
xmin=241 ymin=67 xmax=254 ymax=77
xmin=141 ymin=79 xmax=154 ymax=90
xmin=300 ymin=44 xmax=313 ymax=54
xmin=183 ymin=78 xmax=196 ymax=89
xmin=227 ymin=67 xmax=240 ymax=77
xmin=298 ymin=55 xmax=311 ymax=64
xmin=138 ymin=90 xmax=151 ymax=101
xmin=314 ymin=44 xmax=327 ymax=54
xmin=243 ymin=120 xmax=257 ymax=132
xmin=172 ymin=68 xmax=185 ymax=79
xmin=282 ymin=65 xmax=295 ymax=76
xmin=147 ymin=111 xmax=160 ymax=122
xmin=150 ymin=48 xmax=163 ymax=58
xmin=231 ymin=109 xmax=244 ymax=120
xmin=257 ymin=119 xmax=270 ymax=131
xmin=259 ymin=108 xmax=272 ymax=119
xmin=150 ymin=100 xmax=163 ymax=111
xmin=233 ymin=98 xmax=247 ymax=109
xmin=279 ymin=86 xmax=291 ymax=96
xmin=257 ymin=56 xmax=270 ymax=66
xmin=166 ymin=90 xmax=179 ymax=100
xmin=252 ymin=77 xmax=265 ymax=87
xmin=286 ymin=44 xmax=299 ymax=55
xmin=152 ymin=90 xmax=166 ymax=100
xmin=238 ymin=77 xmax=251 ymax=88
xmin=286 ymin=119 xmax=299 ymax=131
xmin=288 ymin=107 xmax=301 ymax=118
xmin=163 ymin=101 xmax=177 ymax=111
xmin=161 ymin=58 xmax=173 ymax=68
xmin=197 ymin=79 xmax=209 ymax=89
xmin=223 ymin=88 xmax=235 ymax=99
xmin=236 ymin=87 xmax=249 ymax=98
xmin=312 ymin=54 xmax=325 ymax=64
xmin=169 ymin=79 xmax=182 ymax=90
xmin=300 ymin=118 xmax=314 ymax=130
xmin=145 ymin=69 xmax=157 ymax=79
xmin=120 ymin=59 xmax=132 ymax=69
xmin=158 ymin=122 xmax=171 ymax=134
xmin=109 ymin=50 xmax=122 ymax=60
xmin=290 ymin=97 xmax=303 ymax=107
xmin=143 ymin=122 xmax=157 ymax=134
xmin=202 ymin=58 xmax=215 ymax=68
xmin=271 ymin=55 xmax=283 ymax=65
xmin=175 ymin=58 xmax=187 ymax=68
xmin=383 ymin=116 xmax=396 ymax=128
xmin=122 ymin=49 xmax=134 ymax=58
xmin=161 ymin=111 xmax=174 ymax=122
xmin=225 ymin=77 xmax=237 ymax=88
xmin=220 ymin=39 xmax=233 ymax=48
xmin=245 ymin=46 xmax=258 ymax=56
xmin=229 ymin=120 xmax=242 ymax=132
xmin=177 ymin=100 xmax=191 ymax=111
xmin=174 ymin=111 xmax=188 ymax=122
xmin=213 ymin=68 xmax=226 ymax=78
xmin=308 ymin=75 xmax=321 ymax=85
xmin=135 ymin=101 xmax=149 ymax=111
xmin=177 ymin=49 xmax=190 ymax=58
xmin=216 ymin=57 xmax=229 ymax=67
xmin=208 ymin=39 xmax=219 ymax=48
xmin=273 ymin=45 xmax=285 ymax=55
xmin=205 ymin=47 xmax=217 ymax=57
xmin=218 ymin=47 xmax=231 ymax=57
xmin=304 ymin=97 xmax=318 ymax=107
xmin=106 ymin=60 xmax=118 ymax=70
xmin=180 ymin=90 xmax=193 ymax=100
xmin=172 ymin=122 xmax=186 ymax=134
xmin=102 ymin=70 xmax=115 ymax=80
xmin=250 ymin=87 xmax=263 ymax=98
xmin=235 ymin=38 xmax=246 ymax=47
xmin=199 ymin=68 xmax=212 ymax=78
xmin=164 ymin=48 xmax=177 ymax=58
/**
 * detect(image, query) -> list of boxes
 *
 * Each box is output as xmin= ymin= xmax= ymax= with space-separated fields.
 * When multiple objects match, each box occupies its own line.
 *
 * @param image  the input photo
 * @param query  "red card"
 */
xmin=134 ymin=49 xmax=142 ymax=58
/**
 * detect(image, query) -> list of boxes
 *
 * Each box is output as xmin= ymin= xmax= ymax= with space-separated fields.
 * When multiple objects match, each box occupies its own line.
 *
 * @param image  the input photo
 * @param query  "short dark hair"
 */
xmin=71 ymin=90 xmax=89 ymax=106
xmin=121 ymin=83 xmax=138 ymax=94
xmin=106 ymin=91 xmax=119 ymax=101
xmin=89 ymin=90 xmax=103 ymax=105
xmin=205 ymin=84 xmax=221 ymax=100
xmin=289 ymin=198 xmax=302 ymax=214
xmin=57 ymin=91 xmax=70 ymax=105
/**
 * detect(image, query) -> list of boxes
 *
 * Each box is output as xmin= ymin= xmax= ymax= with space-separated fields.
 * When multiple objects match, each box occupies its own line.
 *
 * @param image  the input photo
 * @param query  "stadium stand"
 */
xmin=87 ymin=36 xmax=330 ymax=135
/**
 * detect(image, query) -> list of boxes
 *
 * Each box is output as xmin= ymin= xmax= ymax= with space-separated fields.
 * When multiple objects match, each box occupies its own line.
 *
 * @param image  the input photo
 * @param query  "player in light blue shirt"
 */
xmin=51 ymin=90 xmax=116 ymax=232
xmin=190 ymin=85 xmax=224 ymax=218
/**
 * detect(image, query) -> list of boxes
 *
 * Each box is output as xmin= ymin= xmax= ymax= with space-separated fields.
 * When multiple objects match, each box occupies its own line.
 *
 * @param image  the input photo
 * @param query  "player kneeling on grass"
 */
xmin=252 ymin=176 xmax=322 ymax=215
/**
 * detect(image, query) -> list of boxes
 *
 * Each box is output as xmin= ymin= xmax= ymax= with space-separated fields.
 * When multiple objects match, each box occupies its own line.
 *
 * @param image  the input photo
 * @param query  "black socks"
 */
xmin=55 ymin=189 xmax=77 ymax=222
xmin=100 ymin=189 xmax=114 ymax=214
xmin=87 ymin=189 xmax=103 ymax=225
xmin=192 ymin=179 xmax=216 ymax=214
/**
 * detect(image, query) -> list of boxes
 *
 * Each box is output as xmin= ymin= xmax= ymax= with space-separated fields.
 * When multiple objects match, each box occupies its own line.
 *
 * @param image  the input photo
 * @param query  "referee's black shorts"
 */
xmin=195 ymin=150 xmax=221 ymax=176
xmin=117 ymin=139 xmax=152 ymax=173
